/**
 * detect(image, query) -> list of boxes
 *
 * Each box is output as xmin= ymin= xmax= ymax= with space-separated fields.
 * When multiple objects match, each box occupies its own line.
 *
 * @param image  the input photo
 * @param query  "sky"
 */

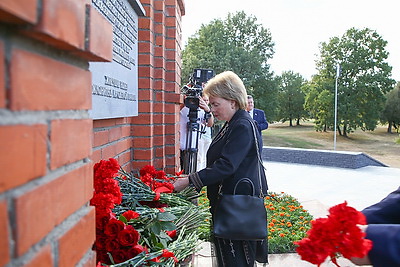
xmin=181 ymin=0 xmax=400 ymax=82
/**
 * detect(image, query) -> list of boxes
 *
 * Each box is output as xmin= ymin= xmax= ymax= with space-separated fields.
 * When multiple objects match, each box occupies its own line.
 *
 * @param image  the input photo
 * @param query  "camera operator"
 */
xmin=179 ymin=94 xmax=214 ymax=172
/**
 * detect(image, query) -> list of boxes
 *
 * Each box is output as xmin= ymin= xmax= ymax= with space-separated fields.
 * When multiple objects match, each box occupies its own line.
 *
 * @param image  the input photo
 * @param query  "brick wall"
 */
xmin=0 ymin=0 xmax=184 ymax=266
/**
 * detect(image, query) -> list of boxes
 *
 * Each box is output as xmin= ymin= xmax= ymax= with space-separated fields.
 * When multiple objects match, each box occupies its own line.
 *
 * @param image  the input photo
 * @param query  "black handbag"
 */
xmin=213 ymin=178 xmax=267 ymax=240
xmin=213 ymin=120 xmax=267 ymax=241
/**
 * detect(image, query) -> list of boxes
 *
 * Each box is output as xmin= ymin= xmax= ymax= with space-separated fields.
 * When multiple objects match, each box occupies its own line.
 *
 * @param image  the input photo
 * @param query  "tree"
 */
xmin=181 ymin=11 xmax=278 ymax=120
xmin=314 ymin=27 xmax=395 ymax=137
xmin=303 ymin=77 xmax=334 ymax=132
xmin=276 ymin=71 xmax=306 ymax=126
xmin=381 ymin=82 xmax=400 ymax=133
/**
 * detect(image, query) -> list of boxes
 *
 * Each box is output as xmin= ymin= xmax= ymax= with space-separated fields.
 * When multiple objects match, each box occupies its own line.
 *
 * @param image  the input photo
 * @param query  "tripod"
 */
xmin=182 ymin=108 xmax=201 ymax=174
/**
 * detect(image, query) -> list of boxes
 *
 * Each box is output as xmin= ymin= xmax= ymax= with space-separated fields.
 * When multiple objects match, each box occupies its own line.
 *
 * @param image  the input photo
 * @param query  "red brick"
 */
xmin=134 ymin=149 xmax=154 ymax=160
xmin=165 ymin=38 xmax=176 ymax=49
xmin=154 ymin=135 xmax=164 ymax=146
xmin=138 ymin=102 xmax=153 ymax=113
xmin=165 ymin=92 xmax=181 ymax=103
xmin=109 ymin=127 xmax=122 ymax=142
xmin=85 ymin=5 xmax=113 ymax=61
xmin=34 ymin=0 xmax=86 ymax=50
xmin=154 ymin=0 xmax=165 ymax=11
xmin=58 ymin=208 xmax=95 ymax=267
xmin=0 ymin=200 xmax=10 ymax=266
xmin=166 ymin=124 xmax=178 ymax=135
xmin=132 ymin=160 xmax=152 ymax=170
xmin=10 ymin=49 xmax=91 ymax=111
xmin=165 ymin=17 xmax=176 ymax=28
xmin=138 ymin=65 xmax=151 ymax=77
xmin=154 ymin=46 xmax=163 ymax=57
xmin=15 ymin=164 xmax=92 ymax=256
xmin=23 ymin=245 xmax=53 ymax=267
xmin=121 ymin=125 xmax=131 ymax=137
xmin=138 ymin=54 xmax=151 ymax=65
xmin=118 ymin=150 xmax=131 ymax=165
xmin=132 ymin=137 xmax=152 ymax=147
xmin=115 ymin=139 xmax=131 ymax=155
xmin=138 ymin=77 xmax=151 ymax=89
xmin=138 ymin=29 xmax=152 ymax=42
xmin=101 ymin=144 xmax=117 ymax=160
xmin=93 ymin=130 xmax=109 ymax=147
xmin=0 ymin=0 xmax=37 ymax=24
xmin=165 ymin=6 xmax=176 ymax=17
xmin=138 ymin=17 xmax=151 ymax=29
xmin=50 ymin=119 xmax=92 ymax=170
xmin=93 ymin=118 xmax=116 ymax=128
xmin=91 ymin=149 xmax=101 ymax=164
xmin=0 ymin=124 xmax=47 ymax=193
xmin=0 ymin=40 xmax=5 ymax=108
xmin=132 ymin=125 xmax=153 ymax=137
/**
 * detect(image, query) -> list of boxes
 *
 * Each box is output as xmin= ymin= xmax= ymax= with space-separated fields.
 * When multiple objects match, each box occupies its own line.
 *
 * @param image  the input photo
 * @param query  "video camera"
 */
xmin=182 ymin=68 xmax=215 ymax=111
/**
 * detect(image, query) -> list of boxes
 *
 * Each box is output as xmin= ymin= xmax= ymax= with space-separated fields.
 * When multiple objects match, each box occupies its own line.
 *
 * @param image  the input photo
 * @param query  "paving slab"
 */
xmin=193 ymin=161 xmax=400 ymax=266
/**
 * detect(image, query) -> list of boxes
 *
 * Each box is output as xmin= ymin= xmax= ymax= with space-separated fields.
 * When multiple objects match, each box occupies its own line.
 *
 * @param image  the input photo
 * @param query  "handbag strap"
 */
xmin=247 ymin=119 xmax=265 ymax=198
xmin=218 ymin=118 xmax=266 ymax=198
xmin=233 ymin=178 xmax=256 ymax=196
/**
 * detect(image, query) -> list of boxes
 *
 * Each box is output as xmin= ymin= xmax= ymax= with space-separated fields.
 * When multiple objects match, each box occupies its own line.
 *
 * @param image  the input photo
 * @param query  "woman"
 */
xmin=174 ymin=71 xmax=268 ymax=266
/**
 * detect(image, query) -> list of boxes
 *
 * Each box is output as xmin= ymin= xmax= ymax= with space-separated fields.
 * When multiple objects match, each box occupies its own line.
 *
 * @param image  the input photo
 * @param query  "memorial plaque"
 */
xmin=89 ymin=0 xmax=145 ymax=119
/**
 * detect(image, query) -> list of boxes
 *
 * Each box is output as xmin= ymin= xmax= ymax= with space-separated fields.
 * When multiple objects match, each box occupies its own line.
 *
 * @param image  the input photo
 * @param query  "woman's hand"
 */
xmin=172 ymin=176 xmax=189 ymax=192
xmin=350 ymin=225 xmax=371 ymax=265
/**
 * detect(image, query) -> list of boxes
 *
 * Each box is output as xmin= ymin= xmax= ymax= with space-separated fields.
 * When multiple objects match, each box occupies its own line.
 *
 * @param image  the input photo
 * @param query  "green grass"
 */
xmin=262 ymin=121 xmax=400 ymax=168
xmin=268 ymin=135 xmax=324 ymax=149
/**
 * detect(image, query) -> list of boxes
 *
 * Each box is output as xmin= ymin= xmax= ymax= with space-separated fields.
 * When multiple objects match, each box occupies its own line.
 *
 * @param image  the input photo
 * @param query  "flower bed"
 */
xmin=197 ymin=190 xmax=314 ymax=254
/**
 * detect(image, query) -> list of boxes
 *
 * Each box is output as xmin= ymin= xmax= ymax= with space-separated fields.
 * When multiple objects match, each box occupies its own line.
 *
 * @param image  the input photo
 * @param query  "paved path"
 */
xmin=194 ymin=161 xmax=400 ymax=266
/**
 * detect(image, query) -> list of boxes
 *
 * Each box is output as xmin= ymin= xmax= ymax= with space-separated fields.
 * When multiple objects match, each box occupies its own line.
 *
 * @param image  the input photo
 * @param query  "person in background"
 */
xmin=246 ymin=95 xmax=268 ymax=136
xmin=174 ymin=71 xmax=268 ymax=266
xmin=351 ymin=186 xmax=400 ymax=266
xmin=197 ymin=94 xmax=213 ymax=170
xmin=179 ymin=94 xmax=214 ymax=172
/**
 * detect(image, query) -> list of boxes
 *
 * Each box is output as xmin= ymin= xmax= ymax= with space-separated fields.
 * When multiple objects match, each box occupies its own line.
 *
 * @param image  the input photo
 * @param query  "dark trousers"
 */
xmin=214 ymin=238 xmax=257 ymax=267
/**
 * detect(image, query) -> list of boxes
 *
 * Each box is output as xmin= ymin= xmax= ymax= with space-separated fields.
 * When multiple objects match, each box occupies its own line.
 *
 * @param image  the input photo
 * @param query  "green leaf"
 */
xmin=160 ymin=221 xmax=176 ymax=231
xmin=157 ymin=212 xmax=177 ymax=221
xmin=150 ymin=222 xmax=162 ymax=235
xmin=118 ymin=215 xmax=127 ymax=223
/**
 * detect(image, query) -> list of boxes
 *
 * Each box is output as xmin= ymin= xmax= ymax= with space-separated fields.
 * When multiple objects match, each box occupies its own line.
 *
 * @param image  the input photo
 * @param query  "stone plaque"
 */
xmin=89 ymin=0 xmax=145 ymax=119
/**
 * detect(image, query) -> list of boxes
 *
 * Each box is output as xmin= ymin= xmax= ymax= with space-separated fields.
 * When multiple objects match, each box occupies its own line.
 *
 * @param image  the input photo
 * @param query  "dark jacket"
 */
xmin=252 ymin=108 xmax=268 ymax=135
xmin=191 ymin=109 xmax=268 ymax=213
xmin=362 ymin=186 xmax=400 ymax=267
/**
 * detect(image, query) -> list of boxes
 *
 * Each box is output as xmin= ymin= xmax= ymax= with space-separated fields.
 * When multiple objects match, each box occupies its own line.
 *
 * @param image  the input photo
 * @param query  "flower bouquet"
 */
xmin=90 ymin=158 xmax=210 ymax=266
xmin=295 ymin=202 xmax=373 ymax=266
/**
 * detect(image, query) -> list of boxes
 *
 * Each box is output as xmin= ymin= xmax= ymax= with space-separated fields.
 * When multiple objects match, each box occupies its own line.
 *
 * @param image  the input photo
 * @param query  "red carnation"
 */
xmin=296 ymin=202 xmax=372 ymax=266
xmin=166 ymin=230 xmax=177 ymax=238
xmin=140 ymin=165 xmax=157 ymax=177
xmin=122 ymin=210 xmax=140 ymax=221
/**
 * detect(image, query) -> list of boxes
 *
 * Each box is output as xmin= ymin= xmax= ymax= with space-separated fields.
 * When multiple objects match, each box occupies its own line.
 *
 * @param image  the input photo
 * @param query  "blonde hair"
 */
xmin=203 ymin=71 xmax=247 ymax=110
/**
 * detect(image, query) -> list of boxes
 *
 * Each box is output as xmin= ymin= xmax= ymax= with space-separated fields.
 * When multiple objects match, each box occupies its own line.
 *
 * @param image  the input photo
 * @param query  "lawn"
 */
xmin=262 ymin=121 xmax=400 ymax=168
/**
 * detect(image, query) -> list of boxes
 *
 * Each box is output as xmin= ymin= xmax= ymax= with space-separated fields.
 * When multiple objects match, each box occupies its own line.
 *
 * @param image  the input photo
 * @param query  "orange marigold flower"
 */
xmin=279 ymin=233 xmax=285 ymax=237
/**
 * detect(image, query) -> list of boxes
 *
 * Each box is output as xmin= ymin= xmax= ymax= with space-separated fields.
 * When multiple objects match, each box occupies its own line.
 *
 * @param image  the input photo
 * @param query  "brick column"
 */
xmin=133 ymin=0 xmax=184 ymax=173
xmin=0 ymin=1 xmax=112 ymax=266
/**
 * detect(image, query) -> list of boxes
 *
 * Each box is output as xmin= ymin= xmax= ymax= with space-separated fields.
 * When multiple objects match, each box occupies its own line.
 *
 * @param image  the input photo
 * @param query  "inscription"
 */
xmin=104 ymin=75 xmax=128 ymax=90
xmin=92 ymin=84 xmax=136 ymax=101
xmin=92 ymin=0 xmax=137 ymax=70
